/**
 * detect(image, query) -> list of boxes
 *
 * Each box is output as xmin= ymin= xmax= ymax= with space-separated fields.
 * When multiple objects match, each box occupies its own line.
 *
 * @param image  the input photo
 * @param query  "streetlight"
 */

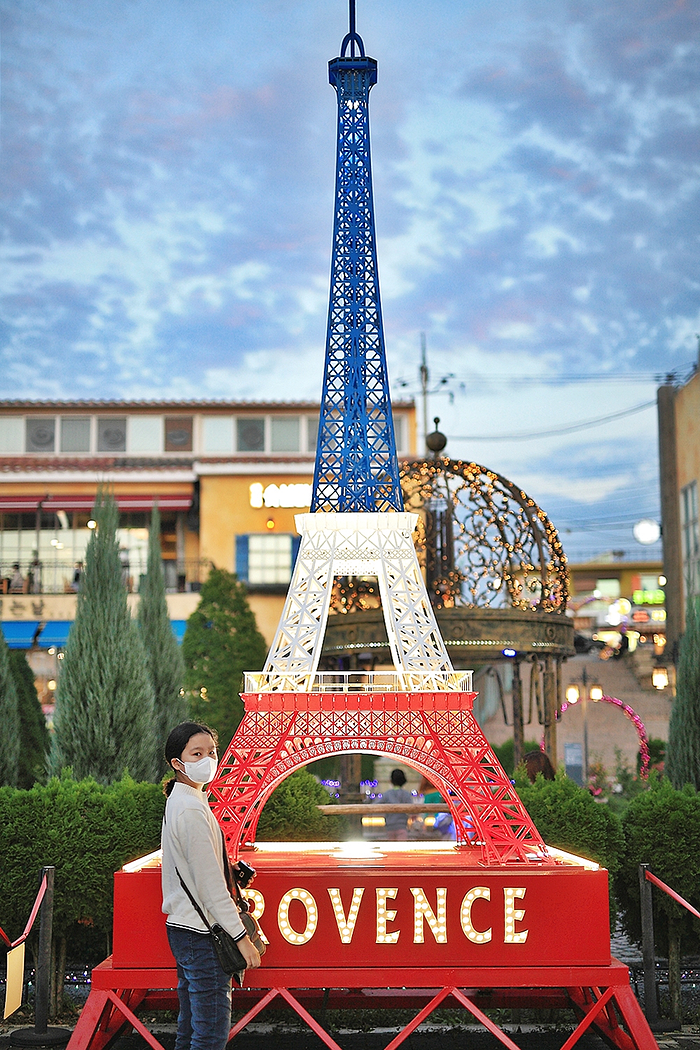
xmin=565 ymin=668 xmax=603 ymax=786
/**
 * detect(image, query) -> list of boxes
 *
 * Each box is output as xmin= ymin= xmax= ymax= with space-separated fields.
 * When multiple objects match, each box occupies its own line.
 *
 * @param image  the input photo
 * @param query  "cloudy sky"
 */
xmin=1 ymin=0 xmax=698 ymax=562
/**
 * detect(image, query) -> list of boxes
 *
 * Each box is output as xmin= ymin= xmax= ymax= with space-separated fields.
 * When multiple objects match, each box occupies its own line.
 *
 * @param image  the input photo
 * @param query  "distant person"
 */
xmin=71 ymin=562 xmax=83 ymax=592
xmin=523 ymin=749 xmax=555 ymax=782
xmin=9 ymin=564 xmax=24 ymax=593
xmin=376 ymin=768 xmax=413 ymax=841
xmin=29 ymin=554 xmax=42 ymax=594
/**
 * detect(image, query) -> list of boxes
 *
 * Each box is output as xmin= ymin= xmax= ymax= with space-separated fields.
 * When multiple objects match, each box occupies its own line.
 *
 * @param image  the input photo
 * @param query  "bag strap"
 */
xmin=219 ymin=828 xmax=249 ymax=913
xmin=175 ymin=868 xmax=214 ymax=933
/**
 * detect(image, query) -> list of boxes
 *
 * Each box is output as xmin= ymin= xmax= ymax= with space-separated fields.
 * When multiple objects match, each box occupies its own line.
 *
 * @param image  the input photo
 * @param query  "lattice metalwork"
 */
xmin=400 ymin=458 xmax=569 ymax=613
xmin=310 ymin=30 xmax=402 ymax=514
xmin=210 ymin=693 xmax=548 ymax=865
xmin=263 ymin=512 xmax=452 ymax=691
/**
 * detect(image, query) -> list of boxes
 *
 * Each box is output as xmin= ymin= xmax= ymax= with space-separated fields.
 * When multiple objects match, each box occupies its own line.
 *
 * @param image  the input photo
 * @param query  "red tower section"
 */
xmin=210 ymin=685 xmax=547 ymax=865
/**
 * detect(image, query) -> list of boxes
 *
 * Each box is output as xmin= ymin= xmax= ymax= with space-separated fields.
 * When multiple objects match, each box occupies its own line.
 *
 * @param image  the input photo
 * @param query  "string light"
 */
xmin=327 ymin=887 xmax=364 ymax=943
xmin=411 ymin=887 xmax=447 ymax=944
xmin=241 ymin=889 xmax=269 ymax=944
xmin=460 ymin=887 xmax=492 ymax=944
xmin=277 ymin=888 xmax=318 ymax=945
xmin=503 ymin=888 xmax=528 ymax=944
xmin=559 ymin=693 xmax=651 ymax=778
xmin=375 ymin=888 xmax=399 ymax=944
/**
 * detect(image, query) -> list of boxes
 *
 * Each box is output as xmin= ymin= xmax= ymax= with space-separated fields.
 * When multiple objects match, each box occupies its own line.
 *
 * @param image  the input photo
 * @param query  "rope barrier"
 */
xmin=645 ymin=868 xmax=700 ymax=921
xmin=0 ymin=872 xmax=47 ymax=949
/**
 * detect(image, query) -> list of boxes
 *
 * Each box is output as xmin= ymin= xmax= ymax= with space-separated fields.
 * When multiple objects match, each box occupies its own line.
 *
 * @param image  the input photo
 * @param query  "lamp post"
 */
xmin=565 ymin=667 xmax=603 ymax=786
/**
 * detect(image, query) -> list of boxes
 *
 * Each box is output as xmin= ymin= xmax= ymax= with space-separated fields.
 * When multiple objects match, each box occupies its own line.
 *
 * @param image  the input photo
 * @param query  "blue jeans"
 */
xmin=167 ymin=925 xmax=232 ymax=1050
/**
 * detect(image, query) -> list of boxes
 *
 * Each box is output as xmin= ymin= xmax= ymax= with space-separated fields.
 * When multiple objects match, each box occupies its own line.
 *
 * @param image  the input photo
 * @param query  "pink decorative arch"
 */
xmin=559 ymin=693 xmax=650 ymax=778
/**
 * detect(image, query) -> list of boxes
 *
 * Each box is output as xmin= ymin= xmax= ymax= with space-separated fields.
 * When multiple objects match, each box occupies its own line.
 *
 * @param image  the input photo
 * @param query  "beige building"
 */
xmin=0 ymin=399 xmax=416 ymax=708
xmin=658 ymin=369 xmax=700 ymax=656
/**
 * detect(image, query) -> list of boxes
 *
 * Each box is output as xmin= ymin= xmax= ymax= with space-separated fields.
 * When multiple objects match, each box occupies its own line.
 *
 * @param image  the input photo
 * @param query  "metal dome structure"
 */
xmin=401 ymin=456 xmax=568 ymax=614
xmin=323 ymin=452 xmax=574 ymax=763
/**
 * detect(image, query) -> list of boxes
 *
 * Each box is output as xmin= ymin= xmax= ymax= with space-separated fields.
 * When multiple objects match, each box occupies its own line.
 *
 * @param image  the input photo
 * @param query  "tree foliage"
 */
xmin=138 ymin=504 xmax=186 ymax=772
xmin=616 ymin=776 xmax=700 ymax=956
xmin=182 ymin=567 xmax=267 ymax=751
xmin=256 ymin=767 xmax=346 ymax=841
xmin=666 ymin=596 xmax=700 ymax=790
xmin=10 ymin=650 xmax=50 ymax=789
xmin=50 ymin=490 xmax=158 ymax=783
xmin=0 ymin=773 xmax=165 ymax=1011
xmin=0 ymin=628 xmax=20 ymax=787
xmin=514 ymin=768 xmax=625 ymax=923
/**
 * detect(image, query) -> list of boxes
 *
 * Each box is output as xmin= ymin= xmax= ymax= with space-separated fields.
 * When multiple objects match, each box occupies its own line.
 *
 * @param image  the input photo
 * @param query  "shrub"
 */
xmin=514 ymin=768 xmax=625 ymax=924
xmin=256 ymin=768 xmax=346 ymax=841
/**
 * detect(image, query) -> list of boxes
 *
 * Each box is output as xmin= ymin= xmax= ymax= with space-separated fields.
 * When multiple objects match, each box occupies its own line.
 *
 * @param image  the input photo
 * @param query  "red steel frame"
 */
xmin=66 ymin=687 xmax=659 ymax=1050
xmin=209 ymin=690 xmax=548 ymax=865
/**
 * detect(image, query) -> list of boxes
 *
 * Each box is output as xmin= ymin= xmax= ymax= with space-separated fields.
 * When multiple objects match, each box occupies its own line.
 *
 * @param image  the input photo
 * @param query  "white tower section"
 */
xmin=261 ymin=512 xmax=454 ymax=692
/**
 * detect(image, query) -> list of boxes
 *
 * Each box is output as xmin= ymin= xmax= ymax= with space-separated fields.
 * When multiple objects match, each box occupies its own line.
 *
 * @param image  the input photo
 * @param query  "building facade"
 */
xmin=658 ymin=371 xmax=700 ymax=656
xmin=0 ymin=399 xmax=416 ymax=707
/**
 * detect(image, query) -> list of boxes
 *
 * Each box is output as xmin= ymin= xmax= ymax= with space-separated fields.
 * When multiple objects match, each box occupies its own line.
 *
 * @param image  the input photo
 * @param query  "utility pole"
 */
xmin=420 ymin=332 xmax=429 ymax=455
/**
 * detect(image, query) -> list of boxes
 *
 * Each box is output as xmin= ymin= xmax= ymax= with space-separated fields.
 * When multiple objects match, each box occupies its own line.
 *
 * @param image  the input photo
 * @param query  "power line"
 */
xmin=448 ymin=400 xmax=656 ymax=441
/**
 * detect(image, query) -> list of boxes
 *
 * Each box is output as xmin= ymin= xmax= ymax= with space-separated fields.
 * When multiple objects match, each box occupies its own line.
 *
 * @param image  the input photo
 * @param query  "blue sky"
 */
xmin=1 ymin=0 xmax=698 ymax=562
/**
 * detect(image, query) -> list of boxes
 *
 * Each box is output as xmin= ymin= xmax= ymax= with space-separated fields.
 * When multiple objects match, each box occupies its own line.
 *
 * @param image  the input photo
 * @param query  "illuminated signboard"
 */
xmin=250 ymin=483 xmax=312 ymax=509
xmin=632 ymin=589 xmax=665 ymax=606
xmin=113 ymin=851 xmax=611 ymax=972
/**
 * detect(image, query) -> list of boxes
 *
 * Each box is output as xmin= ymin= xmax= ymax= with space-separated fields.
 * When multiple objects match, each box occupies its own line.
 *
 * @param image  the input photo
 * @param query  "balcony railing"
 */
xmin=243 ymin=670 xmax=474 ymax=694
xmin=0 ymin=558 xmax=210 ymax=596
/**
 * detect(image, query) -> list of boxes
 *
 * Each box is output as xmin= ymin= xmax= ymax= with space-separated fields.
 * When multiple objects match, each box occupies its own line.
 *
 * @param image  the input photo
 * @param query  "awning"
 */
xmin=42 ymin=494 xmax=193 ymax=512
xmin=1 ymin=619 xmax=186 ymax=649
xmin=171 ymin=620 xmax=187 ymax=644
xmin=38 ymin=621 xmax=73 ymax=647
xmin=1 ymin=622 xmax=41 ymax=648
xmin=0 ymin=494 xmax=192 ymax=512
xmin=0 ymin=496 xmax=43 ymax=511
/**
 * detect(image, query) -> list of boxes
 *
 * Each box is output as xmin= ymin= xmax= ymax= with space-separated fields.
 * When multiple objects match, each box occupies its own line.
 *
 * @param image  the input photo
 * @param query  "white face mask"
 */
xmin=179 ymin=755 xmax=218 ymax=784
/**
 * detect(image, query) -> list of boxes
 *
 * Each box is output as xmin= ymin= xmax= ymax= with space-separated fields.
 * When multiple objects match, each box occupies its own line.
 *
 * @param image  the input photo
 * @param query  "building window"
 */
xmin=0 ymin=417 xmax=23 ymax=453
xmin=237 ymin=418 xmax=265 ymax=452
xmin=97 ymin=417 xmax=127 ymax=452
xmin=681 ymin=480 xmax=699 ymax=596
xmin=128 ymin=416 xmax=162 ymax=454
xmin=26 ymin=418 xmax=56 ymax=453
xmin=306 ymin=415 xmax=319 ymax=453
xmin=236 ymin=533 xmax=299 ymax=584
xmin=165 ymin=416 xmax=193 ymax=452
xmin=60 ymin=417 xmax=91 ymax=453
xmin=270 ymin=416 xmax=300 ymax=452
xmin=202 ymin=416 xmax=234 ymax=453
xmin=394 ymin=413 xmax=406 ymax=453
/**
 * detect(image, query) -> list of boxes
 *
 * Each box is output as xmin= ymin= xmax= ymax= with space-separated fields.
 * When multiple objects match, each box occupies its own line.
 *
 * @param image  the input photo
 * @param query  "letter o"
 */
xmin=278 ymin=888 xmax=318 ymax=945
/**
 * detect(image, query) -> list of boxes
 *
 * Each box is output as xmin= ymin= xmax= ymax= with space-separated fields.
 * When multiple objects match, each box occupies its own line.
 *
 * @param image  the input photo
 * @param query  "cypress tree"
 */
xmin=138 ymin=504 xmax=186 ymax=772
xmin=10 ymin=650 xmax=50 ymax=788
xmin=0 ymin=629 xmax=20 ymax=787
xmin=182 ymin=567 xmax=268 ymax=752
xmin=50 ymin=490 xmax=158 ymax=784
xmin=667 ymin=595 xmax=700 ymax=790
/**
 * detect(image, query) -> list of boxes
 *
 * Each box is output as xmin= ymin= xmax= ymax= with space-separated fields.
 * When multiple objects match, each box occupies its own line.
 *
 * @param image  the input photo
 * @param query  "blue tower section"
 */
xmin=310 ymin=4 xmax=404 ymax=514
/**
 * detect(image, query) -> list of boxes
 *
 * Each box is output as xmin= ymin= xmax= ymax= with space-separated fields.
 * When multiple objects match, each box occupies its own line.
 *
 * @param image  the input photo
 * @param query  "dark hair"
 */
xmin=390 ymin=768 xmax=407 ymax=787
xmin=164 ymin=721 xmax=218 ymax=796
xmin=523 ymin=749 xmax=555 ymax=782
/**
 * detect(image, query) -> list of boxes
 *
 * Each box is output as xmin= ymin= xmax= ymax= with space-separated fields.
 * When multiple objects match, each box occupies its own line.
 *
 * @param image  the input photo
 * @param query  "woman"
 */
xmin=162 ymin=722 xmax=260 ymax=1050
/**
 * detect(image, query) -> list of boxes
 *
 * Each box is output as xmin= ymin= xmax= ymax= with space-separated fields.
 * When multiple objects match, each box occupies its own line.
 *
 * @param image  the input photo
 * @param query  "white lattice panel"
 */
xmin=262 ymin=512 xmax=453 ymax=689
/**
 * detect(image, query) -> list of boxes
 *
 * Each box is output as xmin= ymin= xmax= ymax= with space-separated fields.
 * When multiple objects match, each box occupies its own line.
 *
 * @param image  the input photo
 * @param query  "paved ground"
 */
xmin=7 ymin=1022 xmax=700 ymax=1050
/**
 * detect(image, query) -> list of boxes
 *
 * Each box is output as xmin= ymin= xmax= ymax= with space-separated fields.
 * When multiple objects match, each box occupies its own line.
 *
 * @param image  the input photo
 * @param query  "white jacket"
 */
xmin=161 ymin=781 xmax=247 ymax=941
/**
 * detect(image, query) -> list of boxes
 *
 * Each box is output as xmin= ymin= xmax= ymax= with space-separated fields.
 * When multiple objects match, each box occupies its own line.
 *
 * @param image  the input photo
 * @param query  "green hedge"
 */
xmin=616 ymin=776 xmax=700 ymax=956
xmin=0 ymin=772 xmax=165 ymax=953
xmin=514 ymin=768 xmax=625 ymax=925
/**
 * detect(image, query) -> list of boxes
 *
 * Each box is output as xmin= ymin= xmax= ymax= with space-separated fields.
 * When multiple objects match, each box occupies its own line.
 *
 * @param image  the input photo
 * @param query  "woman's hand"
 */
xmin=239 ymin=936 xmax=261 ymax=969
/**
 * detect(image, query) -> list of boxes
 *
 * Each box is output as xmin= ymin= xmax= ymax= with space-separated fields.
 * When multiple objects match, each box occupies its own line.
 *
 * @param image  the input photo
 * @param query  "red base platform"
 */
xmin=67 ymin=844 xmax=658 ymax=1050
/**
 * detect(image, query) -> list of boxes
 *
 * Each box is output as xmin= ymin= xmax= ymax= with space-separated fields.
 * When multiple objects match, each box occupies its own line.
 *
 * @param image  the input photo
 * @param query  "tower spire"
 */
xmin=311 ymin=3 xmax=403 ymax=514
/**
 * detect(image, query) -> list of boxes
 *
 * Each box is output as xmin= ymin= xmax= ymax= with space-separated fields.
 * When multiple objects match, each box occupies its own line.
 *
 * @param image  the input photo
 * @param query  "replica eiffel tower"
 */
xmin=210 ymin=3 xmax=547 ymax=866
